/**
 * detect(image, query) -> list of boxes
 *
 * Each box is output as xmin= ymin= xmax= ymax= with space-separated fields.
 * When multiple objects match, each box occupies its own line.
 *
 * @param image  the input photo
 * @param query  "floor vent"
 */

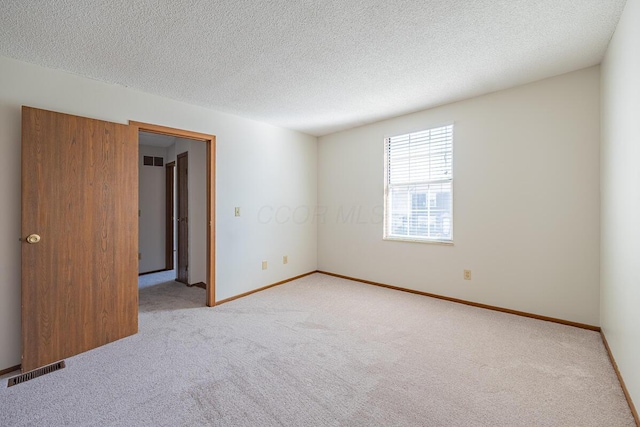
xmin=7 ymin=361 xmax=65 ymax=387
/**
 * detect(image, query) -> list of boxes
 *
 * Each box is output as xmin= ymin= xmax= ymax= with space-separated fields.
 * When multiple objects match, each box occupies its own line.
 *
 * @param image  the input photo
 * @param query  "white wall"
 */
xmin=0 ymin=55 xmax=318 ymax=371
xmin=318 ymin=67 xmax=601 ymax=326
xmin=601 ymin=0 xmax=640 ymax=411
xmin=138 ymin=145 xmax=167 ymax=274
xmin=167 ymin=138 xmax=208 ymax=285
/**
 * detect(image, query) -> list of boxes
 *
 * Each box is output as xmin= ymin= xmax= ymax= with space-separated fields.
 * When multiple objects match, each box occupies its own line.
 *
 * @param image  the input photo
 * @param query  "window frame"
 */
xmin=383 ymin=124 xmax=454 ymax=245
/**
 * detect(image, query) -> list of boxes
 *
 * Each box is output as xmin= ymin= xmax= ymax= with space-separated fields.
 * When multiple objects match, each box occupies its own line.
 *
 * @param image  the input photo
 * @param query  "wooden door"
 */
xmin=176 ymin=152 xmax=189 ymax=284
xmin=21 ymin=107 xmax=138 ymax=372
xmin=165 ymin=162 xmax=175 ymax=270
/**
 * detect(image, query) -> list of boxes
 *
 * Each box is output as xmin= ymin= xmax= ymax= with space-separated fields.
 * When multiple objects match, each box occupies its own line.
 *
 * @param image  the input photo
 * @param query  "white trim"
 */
xmin=383 ymin=236 xmax=454 ymax=245
xmin=383 ymin=120 xmax=455 ymax=140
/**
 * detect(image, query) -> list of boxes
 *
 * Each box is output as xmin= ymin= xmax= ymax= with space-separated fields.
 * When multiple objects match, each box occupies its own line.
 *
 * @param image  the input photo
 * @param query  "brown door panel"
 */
xmin=165 ymin=161 xmax=175 ymax=271
xmin=21 ymin=107 xmax=138 ymax=372
xmin=176 ymin=152 xmax=189 ymax=285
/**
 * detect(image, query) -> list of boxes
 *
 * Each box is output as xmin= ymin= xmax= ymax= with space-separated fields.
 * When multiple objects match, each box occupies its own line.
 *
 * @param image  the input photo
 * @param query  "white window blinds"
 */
xmin=384 ymin=125 xmax=453 ymax=242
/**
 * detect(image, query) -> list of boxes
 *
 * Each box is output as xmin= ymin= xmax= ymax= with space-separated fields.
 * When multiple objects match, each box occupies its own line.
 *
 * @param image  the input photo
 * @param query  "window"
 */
xmin=384 ymin=124 xmax=453 ymax=243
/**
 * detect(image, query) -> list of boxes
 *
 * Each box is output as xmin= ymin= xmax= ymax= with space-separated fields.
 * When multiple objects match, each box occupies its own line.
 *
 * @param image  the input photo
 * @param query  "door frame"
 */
xmin=165 ymin=161 xmax=175 ymax=271
xmin=131 ymin=121 xmax=216 ymax=307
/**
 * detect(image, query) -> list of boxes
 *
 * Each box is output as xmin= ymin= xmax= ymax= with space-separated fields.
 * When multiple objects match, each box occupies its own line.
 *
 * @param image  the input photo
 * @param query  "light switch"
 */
xmin=235 ymin=207 xmax=241 ymax=217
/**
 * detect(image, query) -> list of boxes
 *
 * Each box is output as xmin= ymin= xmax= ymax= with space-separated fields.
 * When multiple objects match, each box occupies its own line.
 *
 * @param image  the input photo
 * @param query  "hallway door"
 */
xmin=176 ymin=152 xmax=189 ymax=284
xmin=21 ymin=107 xmax=138 ymax=372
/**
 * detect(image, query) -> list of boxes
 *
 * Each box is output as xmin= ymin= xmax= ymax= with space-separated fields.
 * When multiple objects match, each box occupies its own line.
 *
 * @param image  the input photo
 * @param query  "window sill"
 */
xmin=383 ymin=236 xmax=454 ymax=246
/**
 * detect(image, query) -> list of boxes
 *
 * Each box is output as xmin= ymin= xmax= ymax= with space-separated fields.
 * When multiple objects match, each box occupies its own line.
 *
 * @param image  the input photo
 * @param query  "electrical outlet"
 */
xmin=283 ymin=255 xmax=288 ymax=264
xmin=464 ymin=270 xmax=471 ymax=280
xmin=262 ymin=260 xmax=268 ymax=270
xmin=235 ymin=207 xmax=241 ymax=217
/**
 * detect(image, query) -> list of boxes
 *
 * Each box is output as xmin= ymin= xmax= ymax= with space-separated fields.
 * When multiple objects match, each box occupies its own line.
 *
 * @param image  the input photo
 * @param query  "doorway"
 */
xmin=132 ymin=121 xmax=216 ymax=307
xmin=20 ymin=108 xmax=216 ymax=373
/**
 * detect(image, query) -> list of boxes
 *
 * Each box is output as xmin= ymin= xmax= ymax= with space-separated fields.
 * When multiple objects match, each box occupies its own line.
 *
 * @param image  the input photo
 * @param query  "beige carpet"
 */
xmin=138 ymin=269 xmax=177 ymax=290
xmin=0 ymin=273 xmax=635 ymax=426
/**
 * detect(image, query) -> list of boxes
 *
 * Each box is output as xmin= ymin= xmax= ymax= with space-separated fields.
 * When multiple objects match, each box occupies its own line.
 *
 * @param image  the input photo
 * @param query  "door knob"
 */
xmin=26 ymin=234 xmax=41 ymax=244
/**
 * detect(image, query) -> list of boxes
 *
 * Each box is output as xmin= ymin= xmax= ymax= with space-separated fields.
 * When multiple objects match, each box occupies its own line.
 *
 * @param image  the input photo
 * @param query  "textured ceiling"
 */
xmin=0 ymin=0 xmax=627 ymax=136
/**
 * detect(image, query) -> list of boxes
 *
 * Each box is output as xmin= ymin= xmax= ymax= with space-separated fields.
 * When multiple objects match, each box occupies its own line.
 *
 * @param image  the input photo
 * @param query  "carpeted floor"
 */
xmin=138 ymin=269 xmax=178 ymax=290
xmin=0 ymin=273 xmax=635 ymax=426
